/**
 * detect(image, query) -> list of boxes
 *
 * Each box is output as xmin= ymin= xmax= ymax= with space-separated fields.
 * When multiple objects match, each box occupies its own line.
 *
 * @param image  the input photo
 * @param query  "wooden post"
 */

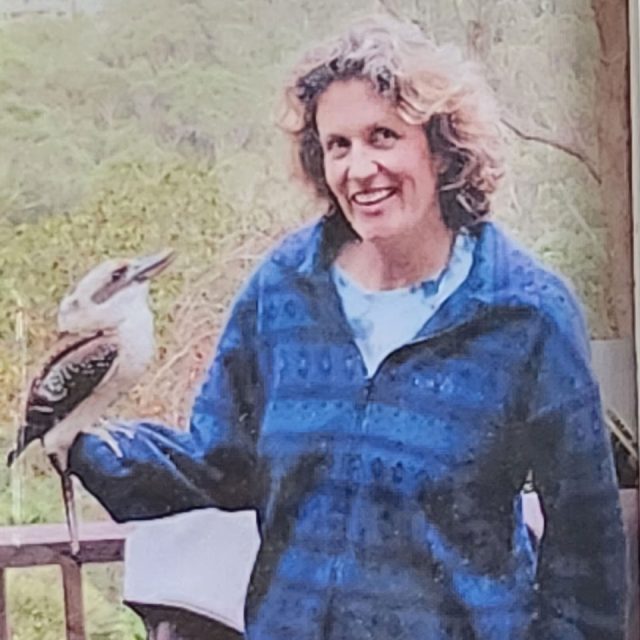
xmin=592 ymin=0 xmax=634 ymax=339
xmin=61 ymin=558 xmax=85 ymax=640
xmin=628 ymin=0 xmax=640 ymax=633
xmin=0 ymin=569 xmax=8 ymax=640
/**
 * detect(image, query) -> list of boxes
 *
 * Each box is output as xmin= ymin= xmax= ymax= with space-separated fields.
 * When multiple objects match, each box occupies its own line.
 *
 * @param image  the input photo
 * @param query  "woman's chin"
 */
xmin=348 ymin=212 xmax=390 ymax=240
xmin=351 ymin=212 xmax=403 ymax=241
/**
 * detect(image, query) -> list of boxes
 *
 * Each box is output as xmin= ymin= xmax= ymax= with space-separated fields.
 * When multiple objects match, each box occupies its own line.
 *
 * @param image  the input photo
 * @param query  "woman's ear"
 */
xmin=431 ymin=152 xmax=450 ymax=185
xmin=432 ymin=152 xmax=448 ymax=175
xmin=423 ymin=118 xmax=448 ymax=176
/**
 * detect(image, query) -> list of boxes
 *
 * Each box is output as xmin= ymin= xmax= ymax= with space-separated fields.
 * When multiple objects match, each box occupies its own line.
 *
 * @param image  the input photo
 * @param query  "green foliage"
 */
xmin=6 ymin=565 xmax=145 ymax=640
xmin=84 ymin=565 xmax=146 ymax=640
xmin=6 ymin=568 xmax=66 ymax=640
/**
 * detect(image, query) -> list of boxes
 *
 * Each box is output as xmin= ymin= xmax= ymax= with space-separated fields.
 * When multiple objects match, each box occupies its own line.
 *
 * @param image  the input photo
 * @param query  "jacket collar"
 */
xmin=296 ymin=212 xmax=512 ymax=341
xmin=299 ymin=212 xmax=504 ymax=297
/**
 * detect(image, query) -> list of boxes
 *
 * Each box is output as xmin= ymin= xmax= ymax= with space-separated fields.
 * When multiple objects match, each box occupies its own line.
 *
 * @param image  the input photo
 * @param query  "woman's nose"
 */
xmin=347 ymin=144 xmax=378 ymax=181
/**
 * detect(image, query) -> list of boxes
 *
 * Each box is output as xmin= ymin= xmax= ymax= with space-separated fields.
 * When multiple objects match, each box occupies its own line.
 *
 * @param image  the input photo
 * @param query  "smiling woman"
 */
xmin=316 ymin=79 xmax=450 ymax=289
xmin=67 ymin=14 xmax=626 ymax=640
xmin=278 ymin=17 xmax=503 ymax=296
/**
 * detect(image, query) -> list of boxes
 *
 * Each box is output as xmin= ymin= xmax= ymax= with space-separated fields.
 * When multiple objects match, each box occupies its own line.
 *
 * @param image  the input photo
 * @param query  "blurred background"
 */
xmin=0 ymin=0 xmax=634 ymax=637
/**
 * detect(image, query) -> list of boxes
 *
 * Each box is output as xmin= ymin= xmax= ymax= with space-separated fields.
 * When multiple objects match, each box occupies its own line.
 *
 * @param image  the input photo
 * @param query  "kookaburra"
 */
xmin=7 ymin=249 xmax=174 ymax=556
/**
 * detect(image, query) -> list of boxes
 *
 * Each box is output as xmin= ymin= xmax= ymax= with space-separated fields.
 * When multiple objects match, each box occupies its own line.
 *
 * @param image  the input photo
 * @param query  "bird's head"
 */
xmin=57 ymin=249 xmax=175 ymax=334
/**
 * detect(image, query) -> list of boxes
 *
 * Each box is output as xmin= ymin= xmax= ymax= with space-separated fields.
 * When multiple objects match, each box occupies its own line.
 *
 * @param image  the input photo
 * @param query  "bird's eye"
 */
xmin=61 ymin=297 xmax=80 ymax=314
xmin=111 ymin=267 xmax=127 ymax=283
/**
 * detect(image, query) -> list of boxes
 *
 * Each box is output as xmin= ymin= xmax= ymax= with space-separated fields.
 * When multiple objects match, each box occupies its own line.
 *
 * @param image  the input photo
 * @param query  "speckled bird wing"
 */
xmin=20 ymin=331 xmax=119 ymax=447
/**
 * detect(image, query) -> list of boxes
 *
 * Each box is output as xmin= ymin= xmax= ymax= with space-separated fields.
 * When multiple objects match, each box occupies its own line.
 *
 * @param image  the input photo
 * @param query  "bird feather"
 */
xmin=7 ymin=331 xmax=119 ymax=466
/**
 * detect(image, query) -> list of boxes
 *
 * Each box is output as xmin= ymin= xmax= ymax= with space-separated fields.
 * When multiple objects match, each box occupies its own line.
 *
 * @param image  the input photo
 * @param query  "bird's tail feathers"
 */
xmin=7 ymin=426 xmax=28 ymax=468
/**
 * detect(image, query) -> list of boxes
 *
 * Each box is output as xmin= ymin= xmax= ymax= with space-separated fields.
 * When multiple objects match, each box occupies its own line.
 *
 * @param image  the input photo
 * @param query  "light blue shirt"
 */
xmin=331 ymin=231 xmax=476 ymax=377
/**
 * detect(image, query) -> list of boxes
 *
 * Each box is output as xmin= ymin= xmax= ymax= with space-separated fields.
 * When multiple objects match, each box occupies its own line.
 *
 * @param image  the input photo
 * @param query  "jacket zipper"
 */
xmin=326 ymin=374 xmax=374 ymax=610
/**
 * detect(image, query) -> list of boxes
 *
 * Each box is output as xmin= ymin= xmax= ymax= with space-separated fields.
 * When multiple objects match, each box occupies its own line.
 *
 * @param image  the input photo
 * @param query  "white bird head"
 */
xmin=57 ymin=249 xmax=175 ymax=334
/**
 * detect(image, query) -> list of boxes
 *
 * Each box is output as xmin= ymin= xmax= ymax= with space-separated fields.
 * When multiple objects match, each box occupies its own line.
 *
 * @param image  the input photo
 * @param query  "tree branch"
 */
xmin=376 ymin=0 xmax=401 ymax=20
xmin=501 ymin=117 xmax=601 ymax=184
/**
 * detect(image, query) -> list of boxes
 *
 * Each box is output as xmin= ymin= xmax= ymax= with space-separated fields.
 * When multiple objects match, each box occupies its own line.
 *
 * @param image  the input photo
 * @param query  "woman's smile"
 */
xmin=350 ymin=187 xmax=397 ymax=207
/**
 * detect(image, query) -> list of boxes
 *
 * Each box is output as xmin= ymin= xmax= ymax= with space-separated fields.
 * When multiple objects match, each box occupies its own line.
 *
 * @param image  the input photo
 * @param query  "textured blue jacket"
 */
xmin=71 ymin=215 xmax=625 ymax=640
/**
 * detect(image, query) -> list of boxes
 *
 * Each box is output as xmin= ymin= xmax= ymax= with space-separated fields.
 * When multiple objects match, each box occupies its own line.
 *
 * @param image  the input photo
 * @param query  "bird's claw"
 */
xmin=107 ymin=419 xmax=138 ymax=439
xmin=87 ymin=419 xmax=137 ymax=457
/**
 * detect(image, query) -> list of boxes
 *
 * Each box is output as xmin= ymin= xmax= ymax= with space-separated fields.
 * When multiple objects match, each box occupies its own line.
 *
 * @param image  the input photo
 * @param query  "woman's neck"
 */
xmin=337 ymin=221 xmax=454 ymax=291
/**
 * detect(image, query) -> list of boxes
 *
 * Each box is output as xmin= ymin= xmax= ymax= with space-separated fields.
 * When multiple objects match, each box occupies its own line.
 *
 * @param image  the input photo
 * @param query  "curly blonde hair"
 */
xmin=278 ymin=15 xmax=504 ymax=231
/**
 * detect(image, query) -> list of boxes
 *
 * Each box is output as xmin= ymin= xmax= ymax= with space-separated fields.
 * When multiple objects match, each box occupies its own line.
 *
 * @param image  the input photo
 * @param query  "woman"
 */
xmin=70 ymin=16 xmax=626 ymax=640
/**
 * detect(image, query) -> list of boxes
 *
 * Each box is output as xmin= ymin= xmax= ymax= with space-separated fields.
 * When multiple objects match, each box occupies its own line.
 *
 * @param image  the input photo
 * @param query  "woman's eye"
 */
xmin=372 ymin=127 xmax=398 ymax=144
xmin=327 ymin=137 xmax=349 ymax=151
xmin=325 ymin=137 xmax=350 ymax=157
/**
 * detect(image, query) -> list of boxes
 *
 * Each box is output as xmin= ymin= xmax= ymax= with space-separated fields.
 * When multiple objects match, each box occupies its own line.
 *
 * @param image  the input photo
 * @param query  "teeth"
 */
xmin=352 ymin=188 xmax=395 ymax=205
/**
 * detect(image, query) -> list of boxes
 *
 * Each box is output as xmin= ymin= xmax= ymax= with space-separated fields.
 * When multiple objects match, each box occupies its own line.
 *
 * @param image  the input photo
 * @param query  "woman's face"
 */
xmin=315 ymin=78 xmax=442 ymax=244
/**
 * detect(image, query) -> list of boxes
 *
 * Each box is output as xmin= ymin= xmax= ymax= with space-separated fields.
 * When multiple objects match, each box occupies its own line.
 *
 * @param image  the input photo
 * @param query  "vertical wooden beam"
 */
xmin=60 ymin=559 xmax=85 ymax=640
xmin=627 ymin=2 xmax=640 ymax=639
xmin=630 ymin=0 xmax=640 ymax=407
xmin=592 ymin=0 xmax=634 ymax=339
xmin=0 ymin=569 xmax=8 ymax=640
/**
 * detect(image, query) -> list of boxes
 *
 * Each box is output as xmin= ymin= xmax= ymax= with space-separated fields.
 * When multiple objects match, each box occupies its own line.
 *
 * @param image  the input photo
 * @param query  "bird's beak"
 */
xmin=129 ymin=249 xmax=175 ymax=283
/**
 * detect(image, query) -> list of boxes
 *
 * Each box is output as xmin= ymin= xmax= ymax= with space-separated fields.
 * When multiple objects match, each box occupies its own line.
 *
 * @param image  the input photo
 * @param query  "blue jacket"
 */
xmin=71 ymin=216 xmax=625 ymax=640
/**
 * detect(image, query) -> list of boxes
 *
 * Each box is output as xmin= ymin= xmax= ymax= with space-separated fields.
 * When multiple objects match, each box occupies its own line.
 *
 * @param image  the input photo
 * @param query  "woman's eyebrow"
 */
xmin=321 ymin=118 xmax=399 ymax=143
xmin=322 ymin=132 xmax=348 ymax=145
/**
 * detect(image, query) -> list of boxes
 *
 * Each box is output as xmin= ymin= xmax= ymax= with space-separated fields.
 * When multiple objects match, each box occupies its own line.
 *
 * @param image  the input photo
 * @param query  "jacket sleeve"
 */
xmin=69 ymin=274 xmax=267 ymax=522
xmin=525 ymin=287 xmax=626 ymax=640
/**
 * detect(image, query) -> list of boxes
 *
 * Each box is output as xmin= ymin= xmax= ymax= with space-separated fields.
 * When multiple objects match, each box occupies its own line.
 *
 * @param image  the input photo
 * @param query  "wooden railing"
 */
xmin=0 ymin=521 xmax=131 ymax=640
xmin=0 ymin=492 xmax=637 ymax=639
